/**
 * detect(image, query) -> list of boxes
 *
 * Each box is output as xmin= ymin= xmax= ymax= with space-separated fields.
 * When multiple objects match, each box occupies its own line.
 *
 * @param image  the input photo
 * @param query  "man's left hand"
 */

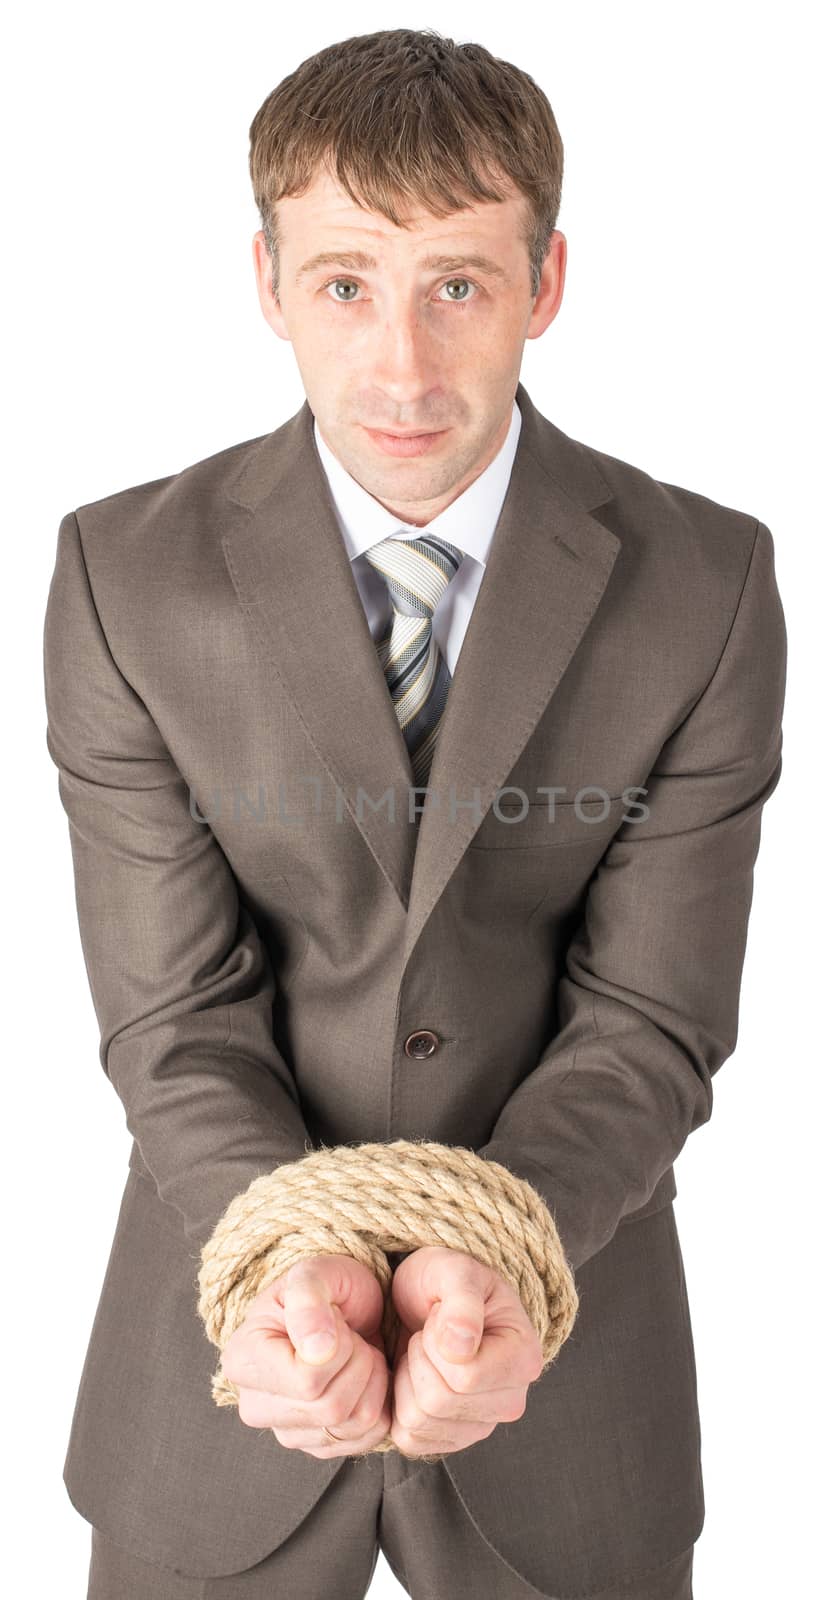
xmin=387 ymin=1245 xmax=545 ymax=1458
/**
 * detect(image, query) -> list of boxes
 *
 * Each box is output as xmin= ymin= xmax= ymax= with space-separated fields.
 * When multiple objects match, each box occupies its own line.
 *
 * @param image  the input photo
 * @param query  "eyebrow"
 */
xmin=295 ymin=249 xmax=511 ymax=286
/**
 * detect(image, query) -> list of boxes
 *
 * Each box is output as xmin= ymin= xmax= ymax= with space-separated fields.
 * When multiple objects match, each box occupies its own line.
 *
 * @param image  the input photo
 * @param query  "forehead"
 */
xmin=278 ymin=164 xmax=528 ymax=254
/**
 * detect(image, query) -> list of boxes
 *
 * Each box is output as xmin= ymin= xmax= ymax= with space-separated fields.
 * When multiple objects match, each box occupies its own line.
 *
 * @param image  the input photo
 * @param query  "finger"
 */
xmin=236 ymin=1329 xmax=384 ymax=1436
xmin=274 ymin=1403 xmax=393 ymax=1459
xmin=313 ymin=1343 xmax=391 ymax=1439
xmin=364 ymin=1323 xmax=392 ymax=1365
xmin=406 ymin=1328 xmax=529 ymax=1423
xmin=430 ymin=1285 xmax=485 ymax=1362
xmin=274 ymin=1335 xmax=385 ymax=1435
xmin=391 ymin=1340 xmax=490 ymax=1453
xmin=390 ymin=1316 xmax=411 ymax=1373
xmin=423 ymin=1309 xmax=541 ymax=1392
xmin=282 ymin=1264 xmax=343 ymax=1363
xmin=419 ymin=1303 xmax=496 ymax=1391
xmin=222 ymin=1303 xmax=352 ymax=1398
xmin=272 ymin=1255 xmax=385 ymax=1347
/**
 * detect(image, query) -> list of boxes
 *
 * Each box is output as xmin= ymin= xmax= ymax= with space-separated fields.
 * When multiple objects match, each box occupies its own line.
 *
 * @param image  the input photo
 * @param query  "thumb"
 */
xmin=430 ymin=1290 xmax=485 ymax=1363
xmin=282 ymin=1268 xmax=339 ymax=1365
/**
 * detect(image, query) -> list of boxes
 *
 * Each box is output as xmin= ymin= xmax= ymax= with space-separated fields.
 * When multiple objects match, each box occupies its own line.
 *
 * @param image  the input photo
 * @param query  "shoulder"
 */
xmin=576 ymin=430 xmax=765 ymax=586
xmin=71 ymin=428 xmax=271 ymax=550
xmin=50 ymin=429 xmax=278 ymax=689
xmin=530 ymin=413 xmax=776 ymax=675
xmin=527 ymin=408 xmax=771 ymax=631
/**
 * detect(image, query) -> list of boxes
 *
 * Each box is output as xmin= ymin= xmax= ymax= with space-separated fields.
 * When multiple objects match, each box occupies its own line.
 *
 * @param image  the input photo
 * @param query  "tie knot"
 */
xmin=364 ymin=532 xmax=463 ymax=620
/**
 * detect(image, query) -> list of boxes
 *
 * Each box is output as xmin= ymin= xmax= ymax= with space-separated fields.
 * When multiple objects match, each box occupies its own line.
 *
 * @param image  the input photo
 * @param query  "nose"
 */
xmin=371 ymin=303 xmax=441 ymax=406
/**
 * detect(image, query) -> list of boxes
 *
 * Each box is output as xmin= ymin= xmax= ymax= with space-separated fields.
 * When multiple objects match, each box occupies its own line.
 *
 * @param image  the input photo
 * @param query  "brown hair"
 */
xmin=248 ymin=27 xmax=564 ymax=303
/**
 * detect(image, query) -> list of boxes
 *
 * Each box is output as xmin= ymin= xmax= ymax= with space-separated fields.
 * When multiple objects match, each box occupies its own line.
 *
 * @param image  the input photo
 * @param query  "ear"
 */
xmin=252 ymin=230 xmax=291 ymax=342
xmin=527 ymin=230 xmax=567 ymax=341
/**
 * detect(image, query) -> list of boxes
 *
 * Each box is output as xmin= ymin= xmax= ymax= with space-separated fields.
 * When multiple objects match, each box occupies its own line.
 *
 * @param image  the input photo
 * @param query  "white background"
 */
xmin=6 ymin=2 xmax=827 ymax=1594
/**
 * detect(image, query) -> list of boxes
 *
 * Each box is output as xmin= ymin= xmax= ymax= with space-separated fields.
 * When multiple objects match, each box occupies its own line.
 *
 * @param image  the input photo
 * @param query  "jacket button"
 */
xmin=403 ymin=1029 xmax=440 ymax=1059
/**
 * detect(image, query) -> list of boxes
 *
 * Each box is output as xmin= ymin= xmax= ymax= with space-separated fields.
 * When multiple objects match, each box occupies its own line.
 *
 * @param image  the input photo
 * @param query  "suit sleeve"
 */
xmin=477 ymin=518 xmax=787 ymax=1274
xmin=43 ymin=510 xmax=313 ymax=1251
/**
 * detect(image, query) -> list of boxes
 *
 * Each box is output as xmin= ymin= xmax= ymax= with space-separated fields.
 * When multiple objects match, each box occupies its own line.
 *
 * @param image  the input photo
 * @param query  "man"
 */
xmin=44 ymin=27 xmax=787 ymax=1600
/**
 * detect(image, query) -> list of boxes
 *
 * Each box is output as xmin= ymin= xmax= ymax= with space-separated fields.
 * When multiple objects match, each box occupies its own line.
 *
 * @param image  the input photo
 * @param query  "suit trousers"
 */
xmin=87 ymin=1446 xmax=695 ymax=1599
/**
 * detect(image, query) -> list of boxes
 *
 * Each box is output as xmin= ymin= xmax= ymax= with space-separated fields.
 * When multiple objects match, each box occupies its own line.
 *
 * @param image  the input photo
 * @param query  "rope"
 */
xmin=196 ymin=1139 xmax=579 ymax=1455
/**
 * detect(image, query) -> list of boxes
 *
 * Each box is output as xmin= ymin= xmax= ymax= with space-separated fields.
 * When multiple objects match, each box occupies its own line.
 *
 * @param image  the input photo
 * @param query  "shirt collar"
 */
xmin=313 ymin=399 xmax=522 ymax=568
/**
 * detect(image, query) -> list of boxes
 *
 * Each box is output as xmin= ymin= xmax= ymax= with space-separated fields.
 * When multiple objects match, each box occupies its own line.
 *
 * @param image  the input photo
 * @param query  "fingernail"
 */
xmin=440 ymin=1322 xmax=476 ymax=1352
xmin=300 ymin=1326 xmax=336 ymax=1360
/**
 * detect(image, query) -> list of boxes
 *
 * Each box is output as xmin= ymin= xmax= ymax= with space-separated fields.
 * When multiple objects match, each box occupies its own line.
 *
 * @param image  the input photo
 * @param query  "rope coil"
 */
xmin=197 ymin=1139 xmax=579 ymax=1454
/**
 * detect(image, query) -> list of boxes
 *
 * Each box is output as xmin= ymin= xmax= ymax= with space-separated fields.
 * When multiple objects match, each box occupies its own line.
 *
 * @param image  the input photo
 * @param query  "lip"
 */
xmin=363 ymin=425 xmax=449 ymax=458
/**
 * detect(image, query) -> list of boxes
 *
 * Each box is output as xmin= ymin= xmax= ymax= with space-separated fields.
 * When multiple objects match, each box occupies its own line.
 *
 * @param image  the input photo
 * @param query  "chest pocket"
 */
xmin=468 ymin=793 xmax=629 ymax=851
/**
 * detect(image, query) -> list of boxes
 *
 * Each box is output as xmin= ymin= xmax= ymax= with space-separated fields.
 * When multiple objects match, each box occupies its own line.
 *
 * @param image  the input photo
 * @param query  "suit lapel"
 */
xmin=221 ymin=401 xmax=420 ymax=910
xmin=220 ymin=381 xmax=621 ymax=957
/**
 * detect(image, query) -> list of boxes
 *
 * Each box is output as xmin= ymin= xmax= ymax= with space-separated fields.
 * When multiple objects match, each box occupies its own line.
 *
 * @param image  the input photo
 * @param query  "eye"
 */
xmin=324 ymin=278 xmax=362 ymax=303
xmin=436 ymin=278 xmax=479 ymax=303
xmin=320 ymin=276 xmax=481 ymax=305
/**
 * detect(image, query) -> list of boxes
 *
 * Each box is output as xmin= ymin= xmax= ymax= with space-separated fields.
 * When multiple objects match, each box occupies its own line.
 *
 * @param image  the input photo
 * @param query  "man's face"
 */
xmin=253 ymin=164 xmax=565 ymax=524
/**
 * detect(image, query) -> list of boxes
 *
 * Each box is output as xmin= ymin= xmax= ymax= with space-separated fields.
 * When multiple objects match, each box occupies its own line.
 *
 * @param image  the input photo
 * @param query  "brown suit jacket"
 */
xmin=43 ymin=380 xmax=787 ymax=1592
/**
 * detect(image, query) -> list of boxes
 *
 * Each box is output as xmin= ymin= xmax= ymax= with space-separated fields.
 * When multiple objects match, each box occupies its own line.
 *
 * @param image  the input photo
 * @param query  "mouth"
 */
xmin=362 ymin=425 xmax=450 ymax=457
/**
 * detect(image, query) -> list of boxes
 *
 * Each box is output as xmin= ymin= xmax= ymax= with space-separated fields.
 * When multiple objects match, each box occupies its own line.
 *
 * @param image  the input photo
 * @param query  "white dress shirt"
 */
xmin=312 ymin=401 xmax=522 ymax=675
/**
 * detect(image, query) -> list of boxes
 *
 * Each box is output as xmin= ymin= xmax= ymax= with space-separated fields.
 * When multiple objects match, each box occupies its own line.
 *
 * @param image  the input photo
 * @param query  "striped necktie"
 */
xmin=363 ymin=531 xmax=463 ymax=791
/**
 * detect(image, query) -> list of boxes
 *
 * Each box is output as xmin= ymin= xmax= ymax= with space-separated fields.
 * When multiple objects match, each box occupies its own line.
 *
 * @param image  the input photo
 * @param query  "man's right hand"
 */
xmin=220 ymin=1253 xmax=393 ymax=1458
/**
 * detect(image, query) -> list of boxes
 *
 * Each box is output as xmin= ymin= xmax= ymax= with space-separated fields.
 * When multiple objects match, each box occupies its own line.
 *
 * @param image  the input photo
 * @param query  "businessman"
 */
xmin=44 ymin=27 xmax=787 ymax=1600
